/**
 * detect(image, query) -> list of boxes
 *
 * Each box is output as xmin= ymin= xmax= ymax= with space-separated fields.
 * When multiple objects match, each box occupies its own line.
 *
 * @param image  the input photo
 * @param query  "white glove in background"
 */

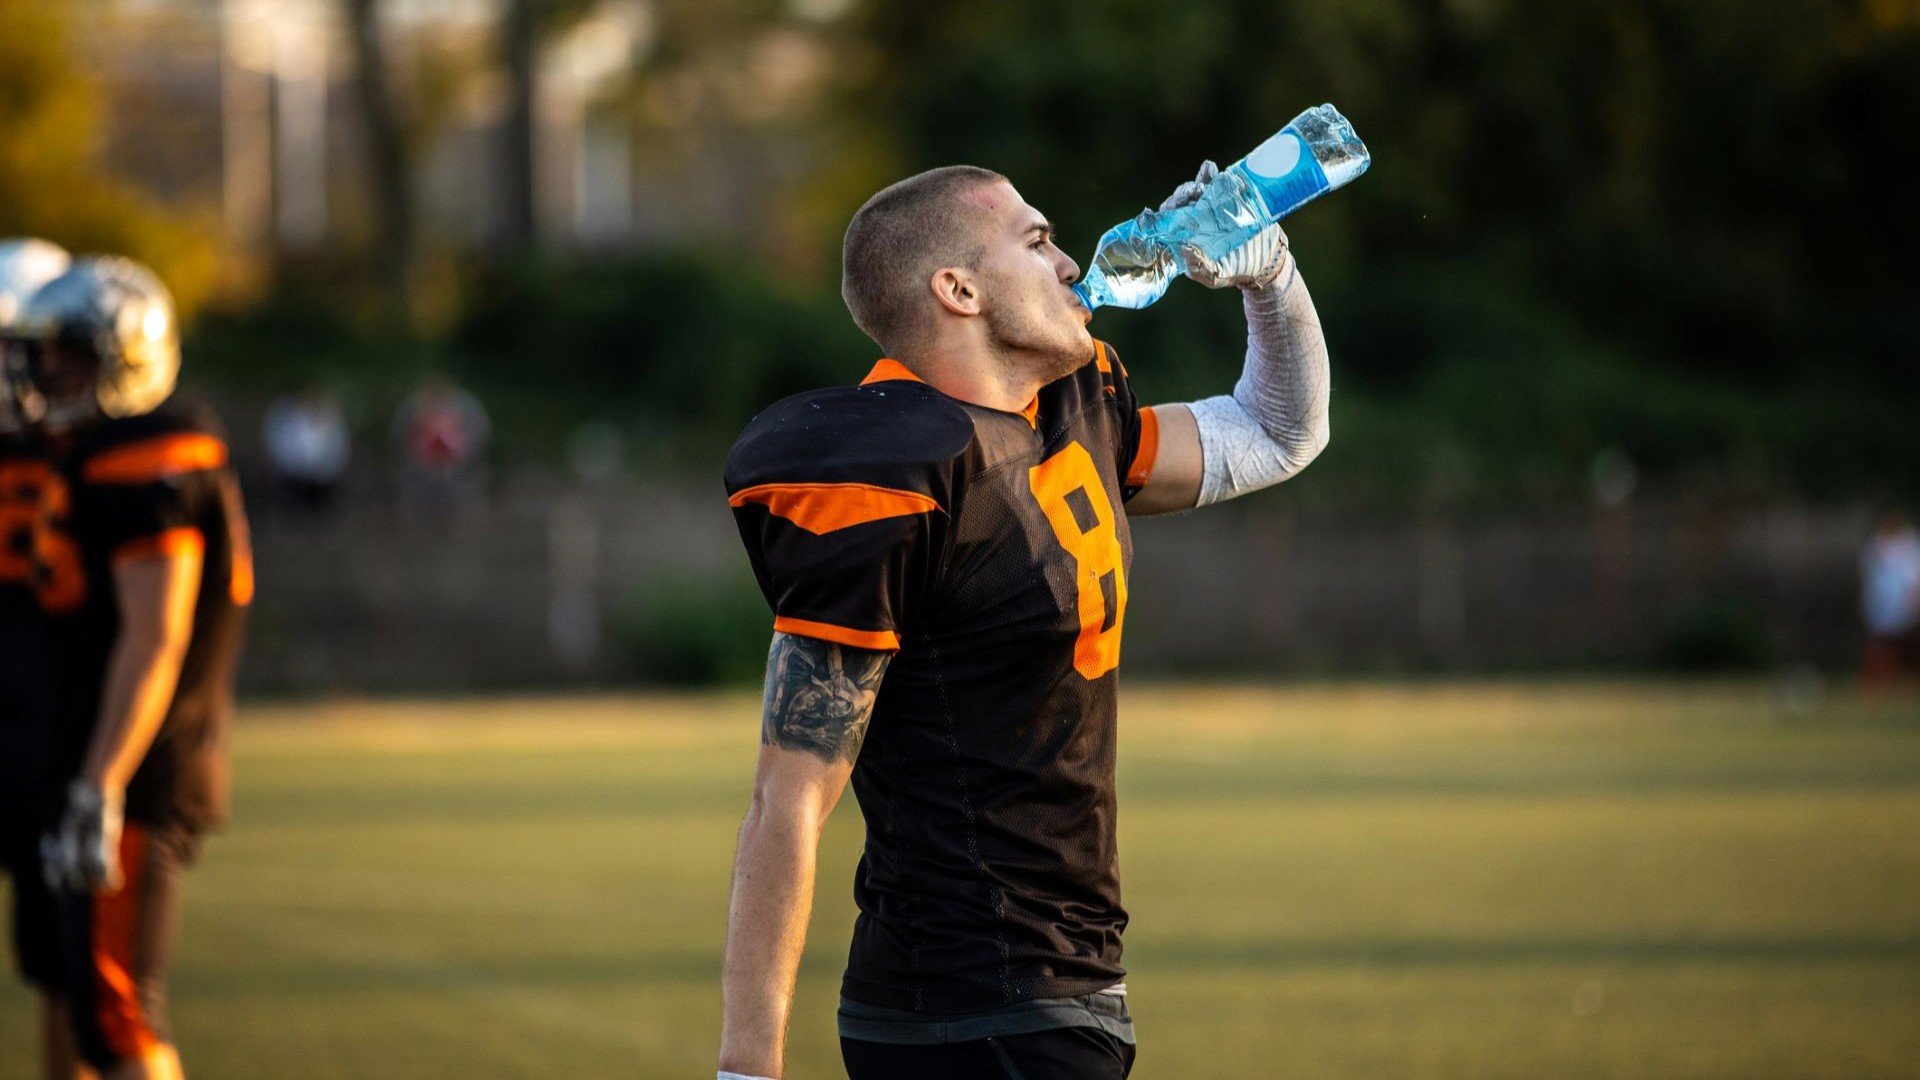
xmin=42 ymin=780 xmax=124 ymax=893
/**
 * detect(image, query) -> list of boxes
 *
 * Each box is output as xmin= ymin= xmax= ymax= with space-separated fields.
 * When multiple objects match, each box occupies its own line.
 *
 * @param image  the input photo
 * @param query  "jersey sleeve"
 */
xmin=1097 ymin=341 xmax=1160 ymax=503
xmin=724 ymin=389 xmax=963 ymax=652
xmin=729 ymin=492 xmax=937 ymax=651
xmin=77 ymin=429 xmax=226 ymax=566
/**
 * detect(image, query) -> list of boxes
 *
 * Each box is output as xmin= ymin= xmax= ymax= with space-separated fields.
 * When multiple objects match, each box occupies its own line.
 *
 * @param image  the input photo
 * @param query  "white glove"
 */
xmin=42 ymin=781 xmax=124 ymax=893
xmin=1158 ymin=160 xmax=1292 ymax=291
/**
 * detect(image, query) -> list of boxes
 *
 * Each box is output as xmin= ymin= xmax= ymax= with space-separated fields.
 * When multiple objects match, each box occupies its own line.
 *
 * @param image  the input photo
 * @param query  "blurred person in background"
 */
xmin=1861 ymin=510 xmax=1920 ymax=689
xmin=718 ymin=163 xmax=1328 ymax=1080
xmin=8 ymin=256 xmax=253 ymax=1080
xmin=0 ymin=237 xmax=80 ymax=1078
xmin=392 ymin=373 xmax=490 ymax=517
xmin=261 ymin=384 xmax=350 ymax=517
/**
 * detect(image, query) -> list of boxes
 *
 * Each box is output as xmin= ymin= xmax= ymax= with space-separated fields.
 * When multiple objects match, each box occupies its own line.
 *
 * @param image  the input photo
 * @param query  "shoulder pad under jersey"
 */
xmin=724 ymin=378 xmax=974 ymax=505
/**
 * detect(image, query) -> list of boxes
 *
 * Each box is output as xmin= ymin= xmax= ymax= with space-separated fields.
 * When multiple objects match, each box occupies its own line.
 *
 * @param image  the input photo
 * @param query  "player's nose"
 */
xmin=1055 ymin=247 xmax=1080 ymax=285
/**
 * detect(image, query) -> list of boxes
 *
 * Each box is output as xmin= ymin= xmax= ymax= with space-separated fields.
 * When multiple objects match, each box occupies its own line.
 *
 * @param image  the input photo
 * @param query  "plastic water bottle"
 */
xmin=1074 ymin=104 xmax=1370 ymax=311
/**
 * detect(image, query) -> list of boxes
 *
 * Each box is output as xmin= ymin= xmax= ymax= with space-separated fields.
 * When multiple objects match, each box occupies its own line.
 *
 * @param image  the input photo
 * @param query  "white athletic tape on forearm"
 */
xmin=1188 ymin=256 xmax=1330 ymax=505
xmin=718 ymin=1072 xmax=776 ymax=1080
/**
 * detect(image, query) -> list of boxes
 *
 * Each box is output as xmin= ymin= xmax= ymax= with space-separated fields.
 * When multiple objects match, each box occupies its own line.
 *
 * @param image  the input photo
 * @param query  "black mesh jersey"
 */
xmin=40 ymin=401 xmax=253 ymax=832
xmin=1 ymin=435 xmax=55 ymax=818
xmin=725 ymin=342 xmax=1164 ymax=1012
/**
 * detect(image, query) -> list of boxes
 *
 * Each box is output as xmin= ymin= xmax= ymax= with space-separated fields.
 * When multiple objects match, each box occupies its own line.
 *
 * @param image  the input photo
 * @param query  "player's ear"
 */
xmin=930 ymin=267 xmax=980 ymax=318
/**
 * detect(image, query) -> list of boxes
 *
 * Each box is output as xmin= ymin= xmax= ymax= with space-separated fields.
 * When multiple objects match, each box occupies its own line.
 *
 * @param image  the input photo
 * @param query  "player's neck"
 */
xmin=906 ymin=339 xmax=1043 ymax=417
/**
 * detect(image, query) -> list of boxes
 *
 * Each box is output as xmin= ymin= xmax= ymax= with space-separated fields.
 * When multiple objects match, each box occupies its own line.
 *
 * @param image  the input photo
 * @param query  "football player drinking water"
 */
xmin=717 ymin=162 xmax=1328 ymax=1080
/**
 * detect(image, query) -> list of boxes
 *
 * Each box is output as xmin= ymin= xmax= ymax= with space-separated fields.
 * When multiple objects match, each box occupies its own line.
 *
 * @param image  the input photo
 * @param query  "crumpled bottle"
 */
xmin=1074 ymin=104 xmax=1370 ymax=311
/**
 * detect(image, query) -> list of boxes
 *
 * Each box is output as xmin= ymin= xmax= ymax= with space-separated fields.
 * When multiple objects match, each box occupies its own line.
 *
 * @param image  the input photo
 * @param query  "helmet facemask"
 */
xmin=0 ymin=341 xmax=29 ymax=436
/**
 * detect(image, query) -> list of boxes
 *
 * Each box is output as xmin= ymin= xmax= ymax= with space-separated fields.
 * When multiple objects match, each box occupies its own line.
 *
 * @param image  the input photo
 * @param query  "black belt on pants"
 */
xmin=837 ymin=985 xmax=1134 ymax=1046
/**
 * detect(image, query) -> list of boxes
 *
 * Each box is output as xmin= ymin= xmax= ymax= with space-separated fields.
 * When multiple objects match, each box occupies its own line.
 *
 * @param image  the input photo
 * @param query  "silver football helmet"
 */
xmin=0 ymin=238 xmax=73 ymax=435
xmin=10 ymin=256 xmax=181 ymax=431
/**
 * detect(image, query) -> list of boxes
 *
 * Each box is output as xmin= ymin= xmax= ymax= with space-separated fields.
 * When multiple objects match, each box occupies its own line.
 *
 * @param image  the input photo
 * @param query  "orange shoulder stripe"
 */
xmin=1127 ymin=406 xmax=1161 ymax=489
xmin=83 ymin=433 xmax=227 ymax=485
xmin=773 ymin=615 xmax=901 ymax=652
xmin=730 ymin=481 xmax=940 ymax=536
xmin=113 ymin=527 xmax=205 ymax=566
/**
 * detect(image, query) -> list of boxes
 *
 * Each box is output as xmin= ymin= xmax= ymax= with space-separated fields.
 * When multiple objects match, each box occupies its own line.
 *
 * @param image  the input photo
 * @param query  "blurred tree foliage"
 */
xmin=827 ymin=0 xmax=1920 ymax=502
xmin=0 ymin=0 xmax=223 ymax=319
xmin=451 ymin=252 xmax=873 ymax=465
xmin=180 ymin=0 xmax=1918 ymax=503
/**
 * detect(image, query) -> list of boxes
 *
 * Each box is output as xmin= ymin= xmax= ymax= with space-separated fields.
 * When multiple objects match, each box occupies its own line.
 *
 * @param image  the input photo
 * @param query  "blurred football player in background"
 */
xmin=392 ymin=373 xmax=490 ymax=518
xmin=261 ymin=384 xmax=351 ymax=519
xmin=1862 ymin=510 xmax=1920 ymax=690
xmin=6 ymin=257 xmax=253 ymax=1080
xmin=1 ymin=236 xmax=82 ymax=1080
xmin=718 ymin=163 xmax=1328 ymax=1079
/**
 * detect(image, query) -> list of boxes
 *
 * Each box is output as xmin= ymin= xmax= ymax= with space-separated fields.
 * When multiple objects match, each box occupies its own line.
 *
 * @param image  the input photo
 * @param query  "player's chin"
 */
xmin=1045 ymin=327 xmax=1095 ymax=380
xmin=1070 ymin=322 xmax=1095 ymax=355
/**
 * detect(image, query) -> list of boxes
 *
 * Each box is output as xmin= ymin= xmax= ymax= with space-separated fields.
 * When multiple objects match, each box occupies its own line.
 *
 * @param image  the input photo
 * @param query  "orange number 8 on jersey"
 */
xmin=1029 ymin=441 xmax=1127 ymax=680
xmin=0 ymin=464 xmax=84 ymax=612
xmin=0 ymin=462 xmax=43 ymax=587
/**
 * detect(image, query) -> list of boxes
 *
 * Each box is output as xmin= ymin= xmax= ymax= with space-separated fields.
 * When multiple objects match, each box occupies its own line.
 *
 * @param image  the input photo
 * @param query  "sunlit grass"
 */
xmin=3 ymin=682 xmax=1917 ymax=1079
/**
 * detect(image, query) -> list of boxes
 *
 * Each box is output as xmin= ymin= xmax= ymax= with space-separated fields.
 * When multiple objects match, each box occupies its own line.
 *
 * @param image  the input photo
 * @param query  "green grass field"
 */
xmin=4 ymin=682 xmax=1919 ymax=1079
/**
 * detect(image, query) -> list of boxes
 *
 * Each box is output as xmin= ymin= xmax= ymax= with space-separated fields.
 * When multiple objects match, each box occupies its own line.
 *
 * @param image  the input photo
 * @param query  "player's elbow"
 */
xmin=1272 ymin=414 xmax=1329 ymax=478
xmin=741 ymin=785 xmax=792 ymax=838
xmin=1296 ymin=415 xmax=1330 ymax=470
xmin=742 ymin=778 xmax=835 ymax=847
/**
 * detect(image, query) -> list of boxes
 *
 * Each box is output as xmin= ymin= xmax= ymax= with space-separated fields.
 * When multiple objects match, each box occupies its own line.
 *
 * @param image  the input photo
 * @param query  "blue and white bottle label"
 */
xmin=1246 ymin=131 xmax=1303 ymax=179
xmin=1235 ymin=128 xmax=1330 ymax=220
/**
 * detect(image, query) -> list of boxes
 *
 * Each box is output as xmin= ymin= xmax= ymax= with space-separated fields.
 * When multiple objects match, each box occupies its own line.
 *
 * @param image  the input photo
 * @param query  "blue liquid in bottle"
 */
xmin=1075 ymin=104 xmax=1370 ymax=311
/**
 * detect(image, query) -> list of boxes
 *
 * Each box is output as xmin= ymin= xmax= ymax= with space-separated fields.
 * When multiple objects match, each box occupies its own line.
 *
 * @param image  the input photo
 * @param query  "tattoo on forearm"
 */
xmin=761 ymin=632 xmax=890 ymax=763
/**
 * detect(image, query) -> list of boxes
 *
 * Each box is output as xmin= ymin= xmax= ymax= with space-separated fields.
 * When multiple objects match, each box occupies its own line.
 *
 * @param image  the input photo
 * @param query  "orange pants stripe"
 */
xmin=90 ymin=824 xmax=162 ymax=1061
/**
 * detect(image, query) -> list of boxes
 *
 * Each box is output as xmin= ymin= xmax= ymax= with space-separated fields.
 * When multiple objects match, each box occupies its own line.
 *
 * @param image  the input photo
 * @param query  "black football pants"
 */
xmin=53 ymin=822 xmax=194 ymax=1070
xmin=842 ymin=1026 xmax=1136 ymax=1079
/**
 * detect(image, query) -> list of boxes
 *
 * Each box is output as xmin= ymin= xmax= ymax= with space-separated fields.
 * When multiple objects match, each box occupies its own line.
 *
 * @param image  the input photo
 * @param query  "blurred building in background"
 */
xmin=80 ymin=0 xmax=845 ymax=261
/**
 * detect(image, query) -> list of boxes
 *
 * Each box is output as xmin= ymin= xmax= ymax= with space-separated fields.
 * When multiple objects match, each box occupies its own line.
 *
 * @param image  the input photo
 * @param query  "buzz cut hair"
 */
xmin=841 ymin=165 xmax=1008 ymax=354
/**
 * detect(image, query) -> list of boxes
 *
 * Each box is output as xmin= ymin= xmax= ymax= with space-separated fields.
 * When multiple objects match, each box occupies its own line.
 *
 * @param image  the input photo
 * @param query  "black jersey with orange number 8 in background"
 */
xmin=1 ymin=435 xmax=56 ymax=821
xmin=39 ymin=401 xmax=253 ymax=834
xmin=724 ymin=340 xmax=1162 ymax=1013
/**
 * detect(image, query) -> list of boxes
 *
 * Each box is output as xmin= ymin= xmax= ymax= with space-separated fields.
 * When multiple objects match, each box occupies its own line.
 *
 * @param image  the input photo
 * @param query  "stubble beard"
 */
xmin=984 ymin=304 xmax=1093 ymax=390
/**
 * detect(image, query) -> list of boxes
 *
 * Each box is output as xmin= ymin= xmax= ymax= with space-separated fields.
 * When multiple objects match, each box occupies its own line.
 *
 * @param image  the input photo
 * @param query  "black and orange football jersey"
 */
xmin=1 ymin=435 xmax=55 ymax=820
xmin=725 ymin=341 xmax=1162 ymax=1012
xmin=39 ymin=401 xmax=252 ymax=832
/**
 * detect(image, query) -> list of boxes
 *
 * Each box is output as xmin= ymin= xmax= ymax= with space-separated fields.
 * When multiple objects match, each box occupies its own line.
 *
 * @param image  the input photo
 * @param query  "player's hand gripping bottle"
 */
xmin=1073 ymin=104 xmax=1370 ymax=311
